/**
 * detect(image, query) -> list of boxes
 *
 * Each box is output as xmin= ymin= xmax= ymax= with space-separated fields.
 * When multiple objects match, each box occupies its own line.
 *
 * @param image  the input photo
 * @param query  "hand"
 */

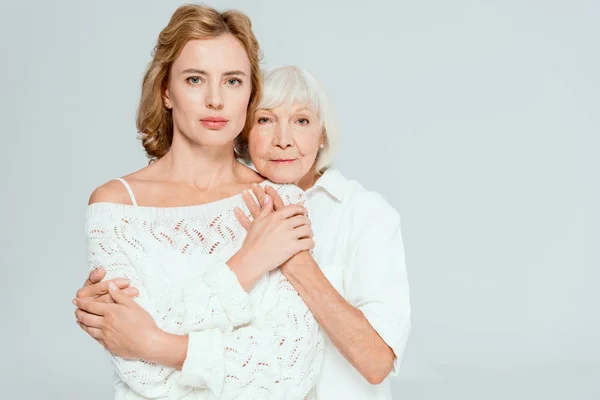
xmin=74 ymin=282 xmax=161 ymax=361
xmin=76 ymin=268 xmax=139 ymax=303
xmin=230 ymin=184 xmax=314 ymax=277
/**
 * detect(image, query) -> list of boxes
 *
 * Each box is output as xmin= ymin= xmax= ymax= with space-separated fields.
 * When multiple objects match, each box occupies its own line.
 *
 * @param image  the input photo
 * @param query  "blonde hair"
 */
xmin=136 ymin=4 xmax=262 ymax=160
xmin=237 ymin=65 xmax=339 ymax=174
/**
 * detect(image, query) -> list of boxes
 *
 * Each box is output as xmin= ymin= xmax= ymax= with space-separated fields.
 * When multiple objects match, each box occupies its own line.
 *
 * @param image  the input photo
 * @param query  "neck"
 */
xmin=297 ymin=167 xmax=320 ymax=191
xmin=154 ymin=134 xmax=241 ymax=190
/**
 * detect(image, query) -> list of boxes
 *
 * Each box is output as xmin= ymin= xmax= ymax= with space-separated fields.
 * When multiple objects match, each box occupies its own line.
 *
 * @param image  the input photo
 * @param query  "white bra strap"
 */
xmin=115 ymin=178 xmax=138 ymax=206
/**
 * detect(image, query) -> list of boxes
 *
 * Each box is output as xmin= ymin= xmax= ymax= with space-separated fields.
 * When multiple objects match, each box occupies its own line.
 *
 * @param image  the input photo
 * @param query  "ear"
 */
xmin=319 ymin=131 xmax=326 ymax=148
xmin=163 ymin=87 xmax=172 ymax=109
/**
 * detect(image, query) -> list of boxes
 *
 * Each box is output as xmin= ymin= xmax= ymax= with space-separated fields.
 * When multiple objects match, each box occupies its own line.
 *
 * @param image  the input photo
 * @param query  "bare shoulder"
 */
xmin=88 ymin=179 xmax=134 ymax=205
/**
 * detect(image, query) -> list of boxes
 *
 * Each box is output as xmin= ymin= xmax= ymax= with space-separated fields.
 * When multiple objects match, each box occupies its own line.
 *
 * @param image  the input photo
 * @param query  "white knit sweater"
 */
xmin=86 ymin=180 xmax=324 ymax=400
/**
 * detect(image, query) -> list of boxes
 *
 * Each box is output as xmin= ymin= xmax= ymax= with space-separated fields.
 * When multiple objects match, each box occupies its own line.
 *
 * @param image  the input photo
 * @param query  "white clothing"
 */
xmin=86 ymin=180 xmax=324 ymax=399
xmin=305 ymin=169 xmax=411 ymax=400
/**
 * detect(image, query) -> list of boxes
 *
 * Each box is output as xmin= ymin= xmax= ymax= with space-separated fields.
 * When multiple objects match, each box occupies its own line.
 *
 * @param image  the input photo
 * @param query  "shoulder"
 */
xmin=262 ymin=181 xmax=305 ymax=206
xmin=343 ymin=178 xmax=401 ymax=228
xmin=88 ymin=179 xmax=134 ymax=205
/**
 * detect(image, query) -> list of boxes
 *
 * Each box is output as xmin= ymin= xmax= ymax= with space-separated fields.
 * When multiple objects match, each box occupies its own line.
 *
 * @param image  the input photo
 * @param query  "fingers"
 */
xmin=294 ymin=225 xmax=313 ymax=239
xmin=242 ymin=190 xmax=261 ymax=219
xmin=107 ymin=281 xmax=135 ymax=307
xmin=251 ymin=183 xmax=267 ymax=206
xmin=75 ymin=308 xmax=104 ymax=329
xmin=257 ymin=195 xmax=273 ymax=218
xmin=278 ymin=204 xmax=308 ymax=220
xmin=76 ymin=278 xmax=130 ymax=299
xmin=89 ymin=268 xmax=106 ymax=284
xmin=95 ymin=293 xmax=116 ymax=304
xmin=234 ymin=207 xmax=252 ymax=231
xmin=77 ymin=321 xmax=104 ymax=341
xmin=295 ymin=238 xmax=315 ymax=252
xmin=122 ymin=287 xmax=139 ymax=298
xmin=94 ymin=286 xmax=138 ymax=303
xmin=75 ymin=298 xmax=110 ymax=316
xmin=265 ymin=186 xmax=286 ymax=210
xmin=286 ymin=215 xmax=311 ymax=229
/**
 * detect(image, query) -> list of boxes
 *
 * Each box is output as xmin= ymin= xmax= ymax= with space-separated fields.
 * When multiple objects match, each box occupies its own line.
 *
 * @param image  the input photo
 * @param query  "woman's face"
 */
xmin=165 ymin=35 xmax=252 ymax=148
xmin=248 ymin=102 xmax=323 ymax=185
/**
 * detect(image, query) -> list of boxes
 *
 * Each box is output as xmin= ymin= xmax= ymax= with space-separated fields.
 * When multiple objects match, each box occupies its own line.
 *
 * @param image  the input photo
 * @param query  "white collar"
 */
xmin=239 ymin=160 xmax=347 ymax=202
xmin=306 ymin=168 xmax=347 ymax=202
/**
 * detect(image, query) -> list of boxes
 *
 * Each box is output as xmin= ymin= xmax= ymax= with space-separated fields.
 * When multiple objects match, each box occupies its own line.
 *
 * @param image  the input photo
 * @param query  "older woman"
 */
xmin=236 ymin=65 xmax=410 ymax=399
xmin=79 ymin=64 xmax=410 ymax=399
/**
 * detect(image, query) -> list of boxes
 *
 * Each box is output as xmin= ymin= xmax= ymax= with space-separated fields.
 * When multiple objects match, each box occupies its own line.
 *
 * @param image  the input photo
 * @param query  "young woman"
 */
xmin=74 ymin=5 xmax=323 ymax=400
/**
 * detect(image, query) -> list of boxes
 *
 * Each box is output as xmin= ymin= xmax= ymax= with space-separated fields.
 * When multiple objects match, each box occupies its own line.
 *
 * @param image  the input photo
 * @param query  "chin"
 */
xmin=264 ymin=170 xmax=299 ymax=185
xmin=193 ymin=130 xmax=239 ymax=147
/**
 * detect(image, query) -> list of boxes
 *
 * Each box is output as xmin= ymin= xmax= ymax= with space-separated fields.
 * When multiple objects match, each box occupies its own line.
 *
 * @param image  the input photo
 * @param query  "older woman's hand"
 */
xmin=74 ymin=283 xmax=160 ymax=360
xmin=76 ymin=268 xmax=139 ymax=303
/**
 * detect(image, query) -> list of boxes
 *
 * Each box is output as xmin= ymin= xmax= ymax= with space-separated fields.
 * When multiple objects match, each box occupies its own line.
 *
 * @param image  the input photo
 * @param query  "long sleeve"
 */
xmin=87 ymin=220 xmax=254 ymax=399
xmin=178 ymin=184 xmax=325 ymax=399
xmin=179 ymin=270 xmax=325 ymax=399
xmin=85 ymin=182 xmax=323 ymax=399
xmin=343 ymin=194 xmax=411 ymax=376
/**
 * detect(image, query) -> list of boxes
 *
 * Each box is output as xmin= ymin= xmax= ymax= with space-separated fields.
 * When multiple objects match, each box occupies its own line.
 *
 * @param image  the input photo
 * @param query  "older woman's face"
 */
xmin=248 ymin=102 xmax=323 ymax=185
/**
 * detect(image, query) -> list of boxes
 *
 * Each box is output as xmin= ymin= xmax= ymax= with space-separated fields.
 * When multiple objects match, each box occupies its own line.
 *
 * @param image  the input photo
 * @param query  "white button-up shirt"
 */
xmin=305 ymin=168 xmax=411 ymax=400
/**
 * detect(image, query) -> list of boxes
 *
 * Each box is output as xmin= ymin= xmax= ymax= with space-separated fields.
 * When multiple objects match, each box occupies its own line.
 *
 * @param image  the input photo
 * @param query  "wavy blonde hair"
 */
xmin=136 ymin=4 xmax=262 ymax=160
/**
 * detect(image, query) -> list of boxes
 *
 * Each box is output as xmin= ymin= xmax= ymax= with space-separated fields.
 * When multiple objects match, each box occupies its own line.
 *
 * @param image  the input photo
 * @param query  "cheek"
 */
xmin=296 ymin=130 xmax=322 ymax=159
xmin=247 ymin=132 xmax=270 ymax=164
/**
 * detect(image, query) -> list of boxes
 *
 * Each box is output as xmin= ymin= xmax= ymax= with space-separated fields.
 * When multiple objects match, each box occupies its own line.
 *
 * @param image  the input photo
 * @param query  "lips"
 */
xmin=200 ymin=116 xmax=228 ymax=129
xmin=269 ymin=159 xmax=297 ymax=164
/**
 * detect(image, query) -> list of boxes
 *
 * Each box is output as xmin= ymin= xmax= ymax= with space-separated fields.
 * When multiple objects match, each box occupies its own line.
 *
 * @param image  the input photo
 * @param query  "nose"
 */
xmin=205 ymin=81 xmax=223 ymax=110
xmin=274 ymin=123 xmax=294 ymax=149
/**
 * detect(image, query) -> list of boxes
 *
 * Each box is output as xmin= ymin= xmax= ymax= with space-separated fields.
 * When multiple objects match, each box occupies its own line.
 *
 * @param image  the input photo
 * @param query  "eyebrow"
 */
xmin=180 ymin=69 xmax=247 ymax=76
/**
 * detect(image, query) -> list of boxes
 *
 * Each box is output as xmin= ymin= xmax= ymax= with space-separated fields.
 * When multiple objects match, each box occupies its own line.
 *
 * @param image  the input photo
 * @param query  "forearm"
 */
xmin=226 ymin=248 xmax=264 ymax=291
xmin=281 ymin=254 xmax=395 ymax=384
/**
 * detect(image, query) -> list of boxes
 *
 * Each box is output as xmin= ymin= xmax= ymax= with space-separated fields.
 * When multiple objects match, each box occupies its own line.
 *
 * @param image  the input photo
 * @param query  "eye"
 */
xmin=297 ymin=118 xmax=310 ymax=125
xmin=226 ymin=78 xmax=242 ymax=86
xmin=257 ymin=117 xmax=271 ymax=124
xmin=187 ymin=76 xmax=202 ymax=85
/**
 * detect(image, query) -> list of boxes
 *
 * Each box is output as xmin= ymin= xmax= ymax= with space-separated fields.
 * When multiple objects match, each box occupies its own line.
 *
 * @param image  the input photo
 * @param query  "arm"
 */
xmin=84 ymin=224 xmax=254 ymax=399
xmin=281 ymin=253 xmax=396 ymax=385
xmin=149 ymin=270 xmax=324 ymax=399
xmin=82 ymin=192 xmax=320 ymax=398
xmin=148 ymin=187 xmax=323 ymax=398
xmin=282 ymin=210 xmax=411 ymax=385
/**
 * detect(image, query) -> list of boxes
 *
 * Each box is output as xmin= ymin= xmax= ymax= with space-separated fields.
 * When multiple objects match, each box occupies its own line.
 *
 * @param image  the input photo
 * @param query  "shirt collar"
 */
xmin=306 ymin=168 xmax=347 ymax=201
xmin=240 ymin=160 xmax=347 ymax=201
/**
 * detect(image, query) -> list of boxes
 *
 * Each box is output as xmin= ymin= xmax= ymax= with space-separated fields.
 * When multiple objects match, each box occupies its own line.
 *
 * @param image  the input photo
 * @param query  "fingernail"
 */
xmin=72 ymin=299 xmax=76 ymax=305
xmin=264 ymin=195 xmax=269 ymax=204
xmin=115 ymin=278 xmax=130 ymax=286
xmin=108 ymin=281 xmax=117 ymax=291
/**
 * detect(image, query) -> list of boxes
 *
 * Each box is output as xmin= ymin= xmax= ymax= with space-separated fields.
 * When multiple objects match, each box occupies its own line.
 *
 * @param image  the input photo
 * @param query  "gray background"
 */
xmin=1 ymin=0 xmax=598 ymax=399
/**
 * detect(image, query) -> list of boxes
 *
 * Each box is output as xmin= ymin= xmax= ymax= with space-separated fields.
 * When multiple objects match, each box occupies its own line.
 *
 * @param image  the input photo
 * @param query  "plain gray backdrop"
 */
xmin=1 ymin=0 xmax=598 ymax=399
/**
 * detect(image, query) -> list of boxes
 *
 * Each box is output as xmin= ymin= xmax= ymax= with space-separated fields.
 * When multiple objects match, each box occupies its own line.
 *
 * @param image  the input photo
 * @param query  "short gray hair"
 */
xmin=237 ymin=65 xmax=339 ymax=174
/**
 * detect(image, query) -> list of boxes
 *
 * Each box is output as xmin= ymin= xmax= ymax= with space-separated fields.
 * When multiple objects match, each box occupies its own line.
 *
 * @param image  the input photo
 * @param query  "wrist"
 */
xmin=227 ymin=248 xmax=262 ymax=291
xmin=146 ymin=329 xmax=188 ymax=369
xmin=281 ymin=251 xmax=316 ymax=279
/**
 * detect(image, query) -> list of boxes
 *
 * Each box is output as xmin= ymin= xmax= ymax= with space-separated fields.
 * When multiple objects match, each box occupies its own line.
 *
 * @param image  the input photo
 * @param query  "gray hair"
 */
xmin=237 ymin=65 xmax=339 ymax=174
